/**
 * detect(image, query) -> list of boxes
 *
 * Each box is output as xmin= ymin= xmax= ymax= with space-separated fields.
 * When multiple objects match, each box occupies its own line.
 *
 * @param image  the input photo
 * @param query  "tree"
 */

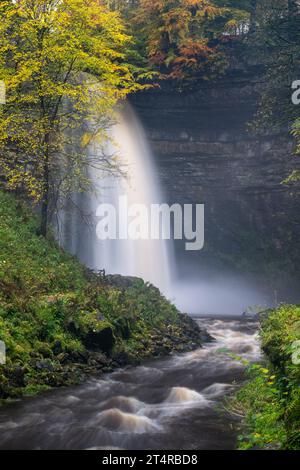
xmin=129 ymin=0 xmax=230 ymax=81
xmin=0 ymin=0 xmax=139 ymax=236
xmin=116 ymin=0 xmax=253 ymax=83
xmin=239 ymin=0 xmax=300 ymax=186
xmin=213 ymin=0 xmax=254 ymax=36
xmin=248 ymin=2 xmax=300 ymax=152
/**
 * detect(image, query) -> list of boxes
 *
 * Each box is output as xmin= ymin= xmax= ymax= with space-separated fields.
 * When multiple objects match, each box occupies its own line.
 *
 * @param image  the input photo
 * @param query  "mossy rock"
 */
xmin=0 ymin=365 xmax=26 ymax=398
xmin=83 ymin=324 xmax=115 ymax=353
xmin=113 ymin=317 xmax=132 ymax=340
xmin=105 ymin=274 xmax=145 ymax=290
xmin=73 ymin=313 xmax=116 ymax=353
xmin=0 ymin=190 xmax=206 ymax=400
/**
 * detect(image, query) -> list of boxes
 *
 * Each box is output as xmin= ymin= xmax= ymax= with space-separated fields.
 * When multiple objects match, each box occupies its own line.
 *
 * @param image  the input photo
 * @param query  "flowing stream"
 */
xmin=0 ymin=317 xmax=260 ymax=450
xmin=1 ymin=104 xmax=262 ymax=450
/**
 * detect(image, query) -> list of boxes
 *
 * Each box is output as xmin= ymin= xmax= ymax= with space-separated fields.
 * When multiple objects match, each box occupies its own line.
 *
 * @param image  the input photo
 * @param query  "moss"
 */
xmin=23 ymin=384 xmax=52 ymax=397
xmin=0 ymin=190 xmax=204 ymax=400
xmin=234 ymin=304 xmax=300 ymax=450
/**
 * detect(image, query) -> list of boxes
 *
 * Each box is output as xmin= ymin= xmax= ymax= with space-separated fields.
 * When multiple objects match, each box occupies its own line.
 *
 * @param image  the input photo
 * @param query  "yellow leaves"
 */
xmin=81 ymin=132 xmax=92 ymax=148
xmin=4 ymin=166 xmax=43 ymax=204
xmin=0 ymin=0 xmax=137 ymax=107
xmin=184 ymin=0 xmax=203 ymax=5
xmin=198 ymin=4 xmax=221 ymax=20
xmin=226 ymin=18 xmax=239 ymax=29
xmin=0 ymin=0 xmax=140 ymax=206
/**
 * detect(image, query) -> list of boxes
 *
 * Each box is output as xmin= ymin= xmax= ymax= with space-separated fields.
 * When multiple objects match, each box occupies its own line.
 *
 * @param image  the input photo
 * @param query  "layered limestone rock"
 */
xmin=131 ymin=70 xmax=300 ymax=300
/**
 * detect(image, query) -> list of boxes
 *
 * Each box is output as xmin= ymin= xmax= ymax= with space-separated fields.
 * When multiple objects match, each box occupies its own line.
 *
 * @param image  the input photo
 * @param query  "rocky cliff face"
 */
xmin=131 ymin=72 xmax=300 ymax=301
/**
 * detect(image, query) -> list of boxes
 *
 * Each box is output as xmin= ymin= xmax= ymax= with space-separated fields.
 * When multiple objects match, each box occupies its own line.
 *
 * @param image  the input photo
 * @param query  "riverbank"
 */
xmin=0 ymin=317 xmax=259 ymax=450
xmin=232 ymin=304 xmax=300 ymax=450
xmin=0 ymin=191 xmax=207 ymax=401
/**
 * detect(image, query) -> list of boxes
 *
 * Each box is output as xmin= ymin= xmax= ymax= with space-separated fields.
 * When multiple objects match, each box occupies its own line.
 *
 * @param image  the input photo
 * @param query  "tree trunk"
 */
xmin=40 ymin=132 xmax=50 ymax=237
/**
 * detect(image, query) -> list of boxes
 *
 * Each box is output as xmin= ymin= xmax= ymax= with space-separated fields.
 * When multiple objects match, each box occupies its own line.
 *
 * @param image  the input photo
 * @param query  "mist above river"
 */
xmin=57 ymin=102 xmax=275 ymax=318
xmin=171 ymin=275 xmax=271 ymax=316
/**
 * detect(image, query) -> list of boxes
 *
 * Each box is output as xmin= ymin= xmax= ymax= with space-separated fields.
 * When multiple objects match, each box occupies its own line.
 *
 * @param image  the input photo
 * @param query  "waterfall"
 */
xmin=59 ymin=104 xmax=174 ymax=295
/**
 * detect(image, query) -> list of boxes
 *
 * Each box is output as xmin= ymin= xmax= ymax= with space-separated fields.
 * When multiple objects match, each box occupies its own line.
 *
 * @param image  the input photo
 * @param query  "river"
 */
xmin=0 ymin=317 xmax=260 ymax=450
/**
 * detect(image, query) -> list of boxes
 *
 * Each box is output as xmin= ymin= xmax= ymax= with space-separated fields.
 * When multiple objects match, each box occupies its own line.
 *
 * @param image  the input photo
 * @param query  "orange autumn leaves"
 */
xmin=134 ymin=0 xmax=227 ymax=80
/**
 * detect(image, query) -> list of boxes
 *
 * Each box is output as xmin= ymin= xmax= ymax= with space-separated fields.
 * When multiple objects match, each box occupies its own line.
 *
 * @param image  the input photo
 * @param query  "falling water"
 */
xmin=59 ymin=104 xmax=173 ymax=295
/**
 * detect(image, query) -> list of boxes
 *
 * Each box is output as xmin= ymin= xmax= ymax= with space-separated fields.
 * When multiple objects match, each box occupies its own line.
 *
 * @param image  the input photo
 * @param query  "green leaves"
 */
xmin=0 ymin=0 xmax=139 ymax=227
xmin=0 ymin=190 xmax=186 ymax=399
xmin=126 ymin=0 xmax=235 ymax=82
xmin=234 ymin=304 xmax=300 ymax=450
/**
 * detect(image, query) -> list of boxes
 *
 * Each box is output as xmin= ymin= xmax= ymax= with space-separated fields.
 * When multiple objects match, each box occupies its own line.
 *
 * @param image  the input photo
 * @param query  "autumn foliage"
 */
xmin=0 ymin=0 xmax=138 ymax=234
xmin=133 ymin=0 xmax=229 ymax=80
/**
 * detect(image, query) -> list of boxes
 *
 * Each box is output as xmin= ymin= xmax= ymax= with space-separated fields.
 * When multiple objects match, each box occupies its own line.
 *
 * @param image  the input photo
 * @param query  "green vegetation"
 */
xmin=0 ymin=2 xmax=299 ymax=448
xmin=0 ymin=190 xmax=202 ymax=400
xmin=245 ymin=1 xmax=300 ymax=182
xmin=1 ymin=1 xmax=299 ymax=237
xmin=118 ymin=0 xmax=254 ymax=83
xmin=0 ymin=0 xmax=140 ymax=236
xmin=233 ymin=305 xmax=300 ymax=450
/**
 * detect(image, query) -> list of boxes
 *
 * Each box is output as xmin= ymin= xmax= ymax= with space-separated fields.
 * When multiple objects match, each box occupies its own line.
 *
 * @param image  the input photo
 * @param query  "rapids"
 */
xmin=0 ymin=317 xmax=260 ymax=450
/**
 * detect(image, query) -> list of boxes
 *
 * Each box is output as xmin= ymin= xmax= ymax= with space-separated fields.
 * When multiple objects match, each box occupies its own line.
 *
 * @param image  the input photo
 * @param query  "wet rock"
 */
xmin=90 ymin=352 xmax=111 ymax=367
xmin=83 ymin=325 xmax=115 ymax=354
xmin=36 ymin=360 xmax=54 ymax=372
xmin=68 ymin=350 xmax=89 ymax=364
xmin=199 ymin=329 xmax=215 ymax=343
xmin=37 ymin=345 xmax=53 ymax=358
xmin=73 ymin=313 xmax=116 ymax=355
xmin=57 ymin=353 xmax=70 ymax=364
xmin=4 ymin=366 xmax=26 ymax=388
xmin=0 ymin=366 xmax=26 ymax=398
xmin=52 ymin=340 xmax=63 ymax=355
xmin=113 ymin=351 xmax=140 ymax=367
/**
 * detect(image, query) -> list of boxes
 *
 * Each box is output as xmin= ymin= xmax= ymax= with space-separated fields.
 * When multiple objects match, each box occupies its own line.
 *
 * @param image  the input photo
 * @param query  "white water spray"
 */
xmin=59 ymin=104 xmax=174 ymax=295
